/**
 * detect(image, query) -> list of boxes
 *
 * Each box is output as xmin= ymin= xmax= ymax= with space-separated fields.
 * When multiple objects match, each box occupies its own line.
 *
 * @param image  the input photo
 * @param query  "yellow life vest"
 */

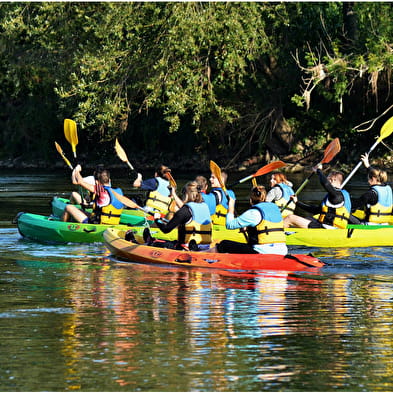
xmin=145 ymin=190 xmax=172 ymax=214
xmin=366 ymin=185 xmax=393 ymax=224
xmin=246 ymin=203 xmax=286 ymax=245
xmin=93 ymin=186 xmax=124 ymax=225
xmin=182 ymin=202 xmax=212 ymax=244
xmin=318 ymin=189 xmax=351 ymax=229
xmin=211 ymin=204 xmax=227 ymax=226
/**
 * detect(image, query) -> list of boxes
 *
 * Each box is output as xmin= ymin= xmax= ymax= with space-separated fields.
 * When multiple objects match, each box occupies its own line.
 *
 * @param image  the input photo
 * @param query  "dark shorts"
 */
xmin=216 ymin=240 xmax=259 ymax=254
xmin=307 ymin=217 xmax=325 ymax=228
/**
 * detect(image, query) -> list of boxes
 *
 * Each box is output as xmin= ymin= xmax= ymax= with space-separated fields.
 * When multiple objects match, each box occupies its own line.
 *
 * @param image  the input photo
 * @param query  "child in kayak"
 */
xmin=62 ymin=165 xmax=142 ymax=224
xmin=133 ymin=181 xmax=212 ymax=251
xmin=202 ymin=170 xmax=237 ymax=226
xmin=283 ymin=165 xmax=353 ymax=229
xmin=350 ymin=153 xmax=393 ymax=225
xmin=133 ymin=164 xmax=173 ymax=216
xmin=208 ymin=185 xmax=288 ymax=255
xmin=266 ymin=171 xmax=296 ymax=217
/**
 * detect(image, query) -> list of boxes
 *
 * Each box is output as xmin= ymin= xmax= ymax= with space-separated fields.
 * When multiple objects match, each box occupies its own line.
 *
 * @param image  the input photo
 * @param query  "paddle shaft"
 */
xmin=341 ymin=139 xmax=379 ymax=188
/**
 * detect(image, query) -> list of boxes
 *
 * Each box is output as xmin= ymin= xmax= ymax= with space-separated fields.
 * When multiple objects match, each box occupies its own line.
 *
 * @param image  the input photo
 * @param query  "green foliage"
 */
xmin=0 ymin=2 xmax=392 ymax=165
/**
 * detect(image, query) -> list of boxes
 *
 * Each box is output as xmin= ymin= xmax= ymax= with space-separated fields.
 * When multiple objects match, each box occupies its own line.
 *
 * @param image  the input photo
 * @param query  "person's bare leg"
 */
xmin=62 ymin=204 xmax=88 ymax=223
xmin=284 ymin=214 xmax=311 ymax=228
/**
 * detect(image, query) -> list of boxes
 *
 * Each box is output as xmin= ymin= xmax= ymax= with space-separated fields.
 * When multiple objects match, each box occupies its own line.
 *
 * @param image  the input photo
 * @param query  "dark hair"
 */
xmin=97 ymin=169 xmax=110 ymax=185
xmin=156 ymin=164 xmax=171 ymax=179
xmin=94 ymin=164 xmax=106 ymax=180
xmin=250 ymin=185 xmax=266 ymax=204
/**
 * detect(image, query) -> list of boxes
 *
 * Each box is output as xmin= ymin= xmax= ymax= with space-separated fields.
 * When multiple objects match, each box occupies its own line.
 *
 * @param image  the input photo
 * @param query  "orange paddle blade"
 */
xmin=166 ymin=172 xmax=177 ymax=188
xmin=321 ymin=138 xmax=341 ymax=164
xmin=253 ymin=160 xmax=286 ymax=177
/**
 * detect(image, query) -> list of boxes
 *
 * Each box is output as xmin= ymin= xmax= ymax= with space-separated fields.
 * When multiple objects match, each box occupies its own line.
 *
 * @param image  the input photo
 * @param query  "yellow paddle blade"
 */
xmin=115 ymin=138 xmax=135 ymax=171
xmin=377 ymin=116 xmax=393 ymax=142
xmin=54 ymin=141 xmax=73 ymax=170
xmin=209 ymin=160 xmax=226 ymax=191
xmin=251 ymin=177 xmax=258 ymax=188
xmin=115 ymin=138 xmax=128 ymax=162
xmin=64 ymin=119 xmax=78 ymax=158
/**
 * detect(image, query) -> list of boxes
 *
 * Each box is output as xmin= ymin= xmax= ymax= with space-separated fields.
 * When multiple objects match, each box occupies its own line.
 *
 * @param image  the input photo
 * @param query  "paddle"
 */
xmin=210 ymin=160 xmax=249 ymax=241
xmin=55 ymin=142 xmax=73 ymax=170
xmin=166 ymin=171 xmax=177 ymax=189
xmin=341 ymin=116 xmax=393 ymax=188
xmin=64 ymin=119 xmax=78 ymax=158
xmin=115 ymin=138 xmax=135 ymax=172
xmin=281 ymin=137 xmax=341 ymax=212
xmin=228 ymin=160 xmax=286 ymax=188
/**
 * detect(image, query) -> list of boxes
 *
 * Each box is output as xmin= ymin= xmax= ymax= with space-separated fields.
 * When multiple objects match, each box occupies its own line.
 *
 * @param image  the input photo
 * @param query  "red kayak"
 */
xmin=103 ymin=228 xmax=324 ymax=272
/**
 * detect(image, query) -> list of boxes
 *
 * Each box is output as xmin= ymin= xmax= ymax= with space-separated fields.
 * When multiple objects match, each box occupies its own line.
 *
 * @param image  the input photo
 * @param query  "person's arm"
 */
xmin=351 ymin=189 xmax=378 ymax=211
xmin=73 ymin=165 xmax=95 ymax=193
xmin=296 ymin=201 xmax=321 ymax=215
xmin=170 ymin=186 xmax=183 ymax=209
xmin=226 ymin=202 xmax=262 ymax=230
xmin=154 ymin=205 xmax=192 ymax=233
xmin=111 ymin=189 xmax=144 ymax=210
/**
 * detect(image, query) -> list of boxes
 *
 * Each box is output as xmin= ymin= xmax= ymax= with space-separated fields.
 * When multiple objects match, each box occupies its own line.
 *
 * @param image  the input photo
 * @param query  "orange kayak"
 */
xmin=103 ymin=228 xmax=324 ymax=272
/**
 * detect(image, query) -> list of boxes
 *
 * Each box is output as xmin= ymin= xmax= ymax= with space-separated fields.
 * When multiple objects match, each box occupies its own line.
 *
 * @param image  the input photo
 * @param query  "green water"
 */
xmin=1 ymin=169 xmax=393 ymax=391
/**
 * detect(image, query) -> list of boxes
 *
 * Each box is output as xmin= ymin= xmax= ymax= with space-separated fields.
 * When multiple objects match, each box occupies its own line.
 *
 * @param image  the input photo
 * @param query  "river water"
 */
xmin=1 ymin=169 xmax=393 ymax=391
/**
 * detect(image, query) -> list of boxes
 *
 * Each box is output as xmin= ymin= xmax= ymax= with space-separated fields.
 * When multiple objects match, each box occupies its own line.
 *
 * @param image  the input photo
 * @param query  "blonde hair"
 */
xmin=182 ymin=181 xmax=203 ymax=203
xmin=250 ymin=185 xmax=266 ymax=205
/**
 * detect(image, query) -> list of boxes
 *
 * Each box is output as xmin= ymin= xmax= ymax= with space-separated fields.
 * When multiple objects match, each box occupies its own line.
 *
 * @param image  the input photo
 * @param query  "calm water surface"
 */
xmin=1 ymin=169 xmax=393 ymax=391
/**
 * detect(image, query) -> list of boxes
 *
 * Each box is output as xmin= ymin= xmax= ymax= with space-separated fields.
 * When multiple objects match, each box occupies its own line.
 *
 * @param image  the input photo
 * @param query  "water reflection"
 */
xmin=3 ymin=171 xmax=393 ymax=390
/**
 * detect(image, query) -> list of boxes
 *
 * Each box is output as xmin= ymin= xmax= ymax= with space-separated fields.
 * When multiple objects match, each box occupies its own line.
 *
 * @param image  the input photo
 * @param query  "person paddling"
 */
xmin=284 ymin=165 xmax=353 ymax=229
xmin=62 ymin=165 xmax=142 ymax=224
xmin=133 ymin=164 xmax=173 ymax=215
xmin=265 ymin=171 xmax=296 ymax=217
xmin=140 ymin=181 xmax=212 ymax=251
xmin=350 ymin=153 xmax=393 ymax=225
xmin=202 ymin=170 xmax=236 ymax=225
xmin=208 ymin=185 xmax=288 ymax=255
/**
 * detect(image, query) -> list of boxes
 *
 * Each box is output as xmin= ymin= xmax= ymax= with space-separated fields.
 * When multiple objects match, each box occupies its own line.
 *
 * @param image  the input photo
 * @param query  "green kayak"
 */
xmin=15 ymin=212 xmax=134 ymax=244
xmin=51 ymin=196 xmax=153 ymax=226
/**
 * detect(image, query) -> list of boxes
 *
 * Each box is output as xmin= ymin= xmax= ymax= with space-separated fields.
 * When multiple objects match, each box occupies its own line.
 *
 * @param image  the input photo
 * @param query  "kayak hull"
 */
xmin=103 ymin=228 xmax=324 ymax=271
xmin=285 ymin=225 xmax=393 ymax=247
xmin=51 ymin=196 xmax=151 ymax=226
xmin=128 ymin=224 xmax=393 ymax=248
xmin=16 ymin=212 xmax=131 ymax=244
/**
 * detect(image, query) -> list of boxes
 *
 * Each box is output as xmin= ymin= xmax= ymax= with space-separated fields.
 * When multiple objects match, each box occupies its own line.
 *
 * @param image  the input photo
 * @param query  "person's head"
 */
xmin=250 ymin=185 xmax=267 ymax=205
xmin=155 ymin=165 xmax=171 ymax=180
xmin=270 ymin=172 xmax=288 ymax=186
xmin=368 ymin=167 xmax=387 ymax=185
xmin=327 ymin=171 xmax=344 ymax=188
xmin=97 ymin=169 xmax=111 ymax=185
xmin=181 ymin=181 xmax=203 ymax=203
xmin=195 ymin=175 xmax=208 ymax=192
xmin=94 ymin=164 xmax=105 ymax=180
xmin=210 ymin=171 xmax=227 ymax=188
